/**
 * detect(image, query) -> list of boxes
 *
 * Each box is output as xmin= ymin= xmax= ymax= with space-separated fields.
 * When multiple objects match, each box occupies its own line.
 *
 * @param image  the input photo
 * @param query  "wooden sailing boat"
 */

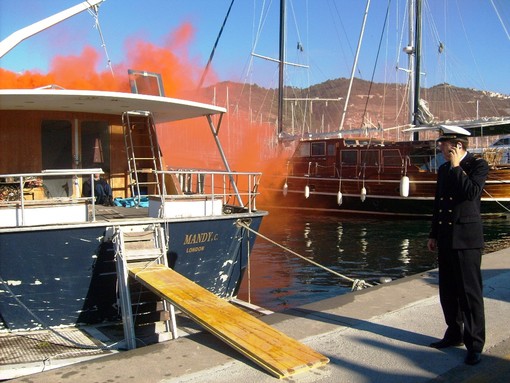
xmin=260 ymin=0 xmax=510 ymax=218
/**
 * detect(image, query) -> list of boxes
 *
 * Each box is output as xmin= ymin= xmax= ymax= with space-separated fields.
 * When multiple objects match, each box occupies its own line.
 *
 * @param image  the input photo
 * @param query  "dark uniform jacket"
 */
xmin=429 ymin=152 xmax=489 ymax=250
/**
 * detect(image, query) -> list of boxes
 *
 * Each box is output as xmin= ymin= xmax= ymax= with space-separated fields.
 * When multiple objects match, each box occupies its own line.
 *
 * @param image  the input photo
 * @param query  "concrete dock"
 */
xmin=6 ymin=247 xmax=510 ymax=382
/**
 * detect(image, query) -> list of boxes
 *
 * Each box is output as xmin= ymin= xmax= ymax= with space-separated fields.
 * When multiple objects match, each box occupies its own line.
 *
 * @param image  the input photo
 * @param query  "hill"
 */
xmin=196 ymin=78 xmax=510 ymax=140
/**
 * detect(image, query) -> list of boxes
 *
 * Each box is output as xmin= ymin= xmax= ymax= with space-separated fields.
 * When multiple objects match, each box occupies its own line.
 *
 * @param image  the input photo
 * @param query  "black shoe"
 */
xmin=465 ymin=351 xmax=481 ymax=365
xmin=429 ymin=338 xmax=464 ymax=349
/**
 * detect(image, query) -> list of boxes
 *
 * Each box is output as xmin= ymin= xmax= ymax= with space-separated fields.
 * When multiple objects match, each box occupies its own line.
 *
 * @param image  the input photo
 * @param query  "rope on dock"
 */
xmin=236 ymin=221 xmax=373 ymax=290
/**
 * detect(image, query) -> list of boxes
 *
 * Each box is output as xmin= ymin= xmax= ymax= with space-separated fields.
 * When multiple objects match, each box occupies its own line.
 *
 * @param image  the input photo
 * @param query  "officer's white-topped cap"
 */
xmin=437 ymin=125 xmax=471 ymax=142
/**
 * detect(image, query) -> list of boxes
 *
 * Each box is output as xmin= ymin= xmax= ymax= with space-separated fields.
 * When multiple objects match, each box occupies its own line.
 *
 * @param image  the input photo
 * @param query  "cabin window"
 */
xmin=296 ymin=142 xmax=311 ymax=157
xmin=361 ymin=150 xmax=379 ymax=166
xmin=42 ymin=120 xmax=73 ymax=169
xmin=382 ymin=149 xmax=402 ymax=166
xmin=492 ymin=137 xmax=510 ymax=147
xmin=327 ymin=143 xmax=336 ymax=156
xmin=81 ymin=121 xmax=110 ymax=174
xmin=341 ymin=150 xmax=357 ymax=165
xmin=41 ymin=120 xmax=73 ymax=197
xmin=419 ymin=152 xmax=445 ymax=171
xmin=311 ymin=142 xmax=326 ymax=156
xmin=411 ymin=148 xmax=442 ymax=170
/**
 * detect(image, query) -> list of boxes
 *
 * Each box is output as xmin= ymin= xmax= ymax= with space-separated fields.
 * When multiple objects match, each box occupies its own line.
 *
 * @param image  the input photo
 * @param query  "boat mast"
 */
xmin=277 ymin=0 xmax=286 ymax=137
xmin=405 ymin=0 xmax=416 ymax=127
xmin=412 ymin=0 xmax=422 ymax=137
xmin=404 ymin=0 xmax=422 ymax=140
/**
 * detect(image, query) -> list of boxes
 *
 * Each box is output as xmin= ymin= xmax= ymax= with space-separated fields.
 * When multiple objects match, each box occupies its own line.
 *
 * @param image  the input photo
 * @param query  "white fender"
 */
xmin=305 ymin=185 xmax=310 ymax=199
xmin=360 ymin=187 xmax=367 ymax=202
xmin=282 ymin=182 xmax=288 ymax=196
xmin=337 ymin=191 xmax=343 ymax=206
xmin=400 ymin=176 xmax=410 ymax=197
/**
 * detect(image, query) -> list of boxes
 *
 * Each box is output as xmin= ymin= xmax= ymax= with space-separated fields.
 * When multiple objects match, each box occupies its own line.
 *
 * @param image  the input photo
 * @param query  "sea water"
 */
xmin=238 ymin=212 xmax=510 ymax=312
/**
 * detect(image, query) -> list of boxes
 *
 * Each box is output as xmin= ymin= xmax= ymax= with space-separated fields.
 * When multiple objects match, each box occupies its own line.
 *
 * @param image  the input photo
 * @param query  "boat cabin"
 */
xmin=0 ymin=90 xmax=261 ymax=228
xmin=287 ymin=137 xmax=440 ymax=178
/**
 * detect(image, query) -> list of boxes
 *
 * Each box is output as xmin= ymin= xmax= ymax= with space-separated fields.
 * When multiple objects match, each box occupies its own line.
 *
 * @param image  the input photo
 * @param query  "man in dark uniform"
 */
xmin=427 ymin=125 xmax=489 ymax=365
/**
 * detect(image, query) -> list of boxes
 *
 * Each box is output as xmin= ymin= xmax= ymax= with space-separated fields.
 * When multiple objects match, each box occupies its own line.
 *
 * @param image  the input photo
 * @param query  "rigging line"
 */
xmin=483 ymin=188 xmax=510 ymax=213
xmin=288 ymin=0 xmax=305 ymax=56
xmin=329 ymin=0 xmax=358 ymax=76
xmin=339 ymin=0 xmax=372 ymax=131
xmin=395 ymin=0 xmax=407 ymax=74
xmin=236 ymin=0 xmax=270 ymax=113
xmin=490 ymin=0 xmax=510 ymax=41
xmin=251 ymin=0 xmax=271 ymax=56
xmin=88 ymin=5 xmax=114 ymax=77
xmin=453 ymin=1 xmax=488 ymax=95
xmin=236 ymin=221 xmax=373 ymax=290
xmin=379 ymin=0 xmax=391 ymax=132
xmin=198 ymin=0 xmax=235 ymax=89
xmin=422 ymin=0 xmax=442 ymax=49
xmin=360 ymin=0 xmax=391 ymax=130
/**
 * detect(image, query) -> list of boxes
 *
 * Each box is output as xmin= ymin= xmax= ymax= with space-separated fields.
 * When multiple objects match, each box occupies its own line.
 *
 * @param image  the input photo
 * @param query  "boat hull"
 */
xmin=261 ymin=175 xmax=510 ymax=218
xmin=0 ymin=214 xmax=263 ymax=330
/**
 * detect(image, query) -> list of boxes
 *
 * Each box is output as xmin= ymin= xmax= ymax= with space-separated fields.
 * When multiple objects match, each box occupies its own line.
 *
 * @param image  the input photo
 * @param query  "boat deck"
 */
xmin=93 ymin=205 xmax=151 ymax=221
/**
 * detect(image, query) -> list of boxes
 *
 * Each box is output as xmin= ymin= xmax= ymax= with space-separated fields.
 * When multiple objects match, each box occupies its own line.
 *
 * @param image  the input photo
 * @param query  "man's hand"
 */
xmin=427 ymin=238 xmax=437 ymax=252
xmin=449 ymin=145 xmax=463 ymax=167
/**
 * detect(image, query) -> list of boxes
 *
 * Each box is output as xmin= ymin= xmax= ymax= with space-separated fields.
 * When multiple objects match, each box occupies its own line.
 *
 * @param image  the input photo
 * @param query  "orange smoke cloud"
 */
xmin=51 ymin=46 xmax=123 ymax=91
xmin=0 ymin=22 xmax=205 ymax=95
xmin=0 ymin=45 xmax=123 ymax=90
xmin=0 ymin=21 xmax=292 ymax=208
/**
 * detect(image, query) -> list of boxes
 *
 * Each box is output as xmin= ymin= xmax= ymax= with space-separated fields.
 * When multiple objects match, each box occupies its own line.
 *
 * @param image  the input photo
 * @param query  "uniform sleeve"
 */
xmin=449 ymin=158 xmax=489 ymax=201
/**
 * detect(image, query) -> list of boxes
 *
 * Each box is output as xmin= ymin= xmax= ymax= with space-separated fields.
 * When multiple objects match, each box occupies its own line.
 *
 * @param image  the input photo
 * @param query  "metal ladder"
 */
xmin=114 ymin=224 xmax=178 ymax=350
xmin=122 ymin=111 xmax=165 ymax=205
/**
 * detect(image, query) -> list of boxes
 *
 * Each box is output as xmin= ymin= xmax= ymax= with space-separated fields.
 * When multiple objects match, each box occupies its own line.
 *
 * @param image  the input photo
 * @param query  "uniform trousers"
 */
xmin=437 ymin=247 xmax=485 ymax=352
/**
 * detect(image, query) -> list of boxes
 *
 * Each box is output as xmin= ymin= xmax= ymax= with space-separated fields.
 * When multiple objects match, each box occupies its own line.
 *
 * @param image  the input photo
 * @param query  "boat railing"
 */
xmin=0 ymin=168 xmax=103 ymax=226
xmin=156 ymin=169 xmax=262 ymax=214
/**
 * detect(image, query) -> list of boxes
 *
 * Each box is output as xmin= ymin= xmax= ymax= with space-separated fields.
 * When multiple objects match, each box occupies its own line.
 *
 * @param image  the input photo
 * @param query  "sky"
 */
xmin=0 ymin=0 xmax=509 ymax=95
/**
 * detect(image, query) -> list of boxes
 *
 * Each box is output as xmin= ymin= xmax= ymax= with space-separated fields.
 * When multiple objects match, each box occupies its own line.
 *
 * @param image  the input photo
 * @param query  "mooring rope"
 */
xmin=483 ymin=188 xmax=510 ymax=213
xmin=236 ymin=221 xmax=373 ymax=290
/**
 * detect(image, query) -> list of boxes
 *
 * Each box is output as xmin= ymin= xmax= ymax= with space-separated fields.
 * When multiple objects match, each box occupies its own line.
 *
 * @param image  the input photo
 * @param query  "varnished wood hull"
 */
xmin=261 ymin=169 xmax=510 ymax=217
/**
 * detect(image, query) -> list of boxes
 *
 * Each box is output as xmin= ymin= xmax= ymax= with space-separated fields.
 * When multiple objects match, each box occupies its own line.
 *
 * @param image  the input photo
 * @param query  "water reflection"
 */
xmin=239 ymin=212 xmax=510 ymax=312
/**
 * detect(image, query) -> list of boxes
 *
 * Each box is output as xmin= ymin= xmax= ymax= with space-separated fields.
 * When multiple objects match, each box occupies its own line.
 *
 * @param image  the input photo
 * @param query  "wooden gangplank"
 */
xmin=128 ymin=264 xmax=329 ymax=378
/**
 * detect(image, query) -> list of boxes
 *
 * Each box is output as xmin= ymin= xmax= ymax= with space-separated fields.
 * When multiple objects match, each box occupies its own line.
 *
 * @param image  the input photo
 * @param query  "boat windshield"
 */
xmin=411 ymin=149 xmax=445 ymax=171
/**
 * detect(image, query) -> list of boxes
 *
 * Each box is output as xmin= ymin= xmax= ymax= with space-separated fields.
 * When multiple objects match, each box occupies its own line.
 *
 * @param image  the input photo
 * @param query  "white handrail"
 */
xmin=0 ymin=168 xmax=104 ymax=178
xmin=0 ymin=169 xmax=103 ymax=224
xmin=155 ymin=169 xmax=262 ymax=212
